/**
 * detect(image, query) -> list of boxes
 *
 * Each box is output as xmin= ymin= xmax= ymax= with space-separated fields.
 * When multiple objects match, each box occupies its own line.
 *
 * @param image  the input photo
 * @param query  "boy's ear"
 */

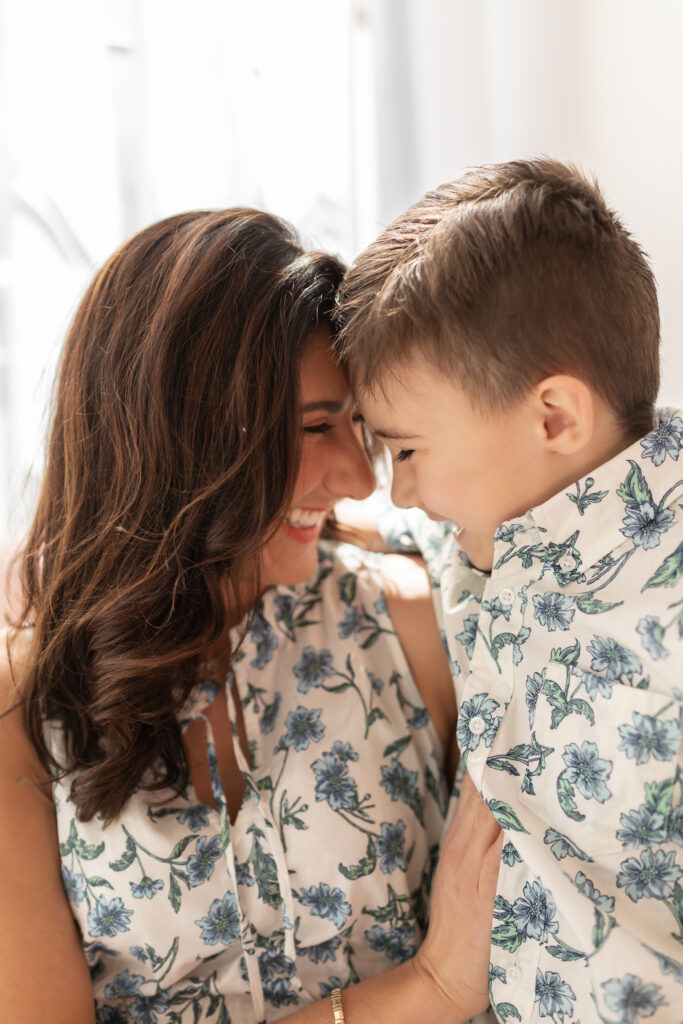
xmin=531 ymin=375 xmax=595 ymax=454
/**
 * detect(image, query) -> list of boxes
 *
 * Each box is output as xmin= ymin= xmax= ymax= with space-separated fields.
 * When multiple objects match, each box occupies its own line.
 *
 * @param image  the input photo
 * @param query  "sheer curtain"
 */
xmin=2 ymin=0 xmax=682 ymax=547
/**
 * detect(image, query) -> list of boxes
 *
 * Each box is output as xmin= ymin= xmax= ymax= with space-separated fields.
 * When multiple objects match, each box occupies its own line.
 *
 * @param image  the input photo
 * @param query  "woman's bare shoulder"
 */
xmin=0 ymin=627 xmax=50 ymax=783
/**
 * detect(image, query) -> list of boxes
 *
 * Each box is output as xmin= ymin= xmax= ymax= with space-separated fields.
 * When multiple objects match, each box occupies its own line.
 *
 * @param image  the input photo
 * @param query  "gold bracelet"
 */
xmin=330 ymin=987 xmax=345 ymax=1024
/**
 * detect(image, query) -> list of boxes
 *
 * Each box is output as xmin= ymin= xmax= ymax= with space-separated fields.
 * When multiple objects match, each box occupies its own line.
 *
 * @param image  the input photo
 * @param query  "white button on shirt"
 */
xmin=384 ymin=408 xmax=683 ymax=1024
xmin=468 ymin=715 xmax=486 ymax=736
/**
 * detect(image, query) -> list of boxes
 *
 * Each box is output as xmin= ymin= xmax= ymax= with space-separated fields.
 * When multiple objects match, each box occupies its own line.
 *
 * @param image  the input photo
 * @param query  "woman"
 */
xmin=0 ymin=210 xmax=500 ymax=1023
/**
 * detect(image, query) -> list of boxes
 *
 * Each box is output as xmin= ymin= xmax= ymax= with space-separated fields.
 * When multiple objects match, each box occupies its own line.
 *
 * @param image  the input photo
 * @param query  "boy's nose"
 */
xmin=390 ymin=462 xmax=418 ymax=509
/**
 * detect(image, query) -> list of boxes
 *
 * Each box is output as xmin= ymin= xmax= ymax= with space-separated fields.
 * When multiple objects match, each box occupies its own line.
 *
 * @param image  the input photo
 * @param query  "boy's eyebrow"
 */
xmin=373 ymin=428 xmax=420 ymax=441
xmin=301 ymin=399 xmax=348 ymax=414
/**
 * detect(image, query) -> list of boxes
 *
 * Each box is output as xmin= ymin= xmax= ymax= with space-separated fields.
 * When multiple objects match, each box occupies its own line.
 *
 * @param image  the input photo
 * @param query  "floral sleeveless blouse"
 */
xmin=50 ymin=542 xmax=448 ymax=1024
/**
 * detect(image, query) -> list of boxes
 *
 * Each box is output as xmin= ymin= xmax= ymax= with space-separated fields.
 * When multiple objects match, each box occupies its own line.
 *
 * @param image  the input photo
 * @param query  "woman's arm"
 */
xmin=0 ymin=641 xmax=96 ymax=1023
xmin=381 ymin=553 xmax=459 ymax=782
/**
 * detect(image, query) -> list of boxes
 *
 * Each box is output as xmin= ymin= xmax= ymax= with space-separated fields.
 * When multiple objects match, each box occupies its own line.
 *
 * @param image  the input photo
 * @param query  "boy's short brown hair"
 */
xmin=336 ymin=158 xmax=660 ymax=437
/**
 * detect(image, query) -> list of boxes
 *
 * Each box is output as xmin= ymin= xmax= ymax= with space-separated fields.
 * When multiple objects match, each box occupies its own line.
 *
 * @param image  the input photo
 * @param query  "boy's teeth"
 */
xmin=286 ymin=508 xmax=325 ymax=528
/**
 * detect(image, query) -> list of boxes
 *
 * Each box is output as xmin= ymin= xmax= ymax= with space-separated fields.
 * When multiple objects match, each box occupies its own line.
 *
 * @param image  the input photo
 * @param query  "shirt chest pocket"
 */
xmin=510 ymin=674 xmax=682 ymax=858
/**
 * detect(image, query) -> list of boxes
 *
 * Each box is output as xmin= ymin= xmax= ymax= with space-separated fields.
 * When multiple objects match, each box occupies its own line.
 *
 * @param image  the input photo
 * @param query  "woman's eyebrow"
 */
xmin=301 ymin=399 xmax=348 ymax=413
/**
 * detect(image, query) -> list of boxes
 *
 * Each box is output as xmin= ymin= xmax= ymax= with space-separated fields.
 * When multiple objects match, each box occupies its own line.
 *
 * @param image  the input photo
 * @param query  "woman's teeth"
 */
xmin=285 ymin=508 xmax=326 ymax=528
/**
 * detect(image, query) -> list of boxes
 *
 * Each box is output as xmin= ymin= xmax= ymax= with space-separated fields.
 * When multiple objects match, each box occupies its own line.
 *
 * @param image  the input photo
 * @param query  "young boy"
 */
xmin=336 ymin=159 xmax=683 ymax=1023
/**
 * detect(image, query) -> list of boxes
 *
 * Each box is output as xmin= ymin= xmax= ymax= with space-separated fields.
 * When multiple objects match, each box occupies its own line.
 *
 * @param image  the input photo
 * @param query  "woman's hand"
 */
xmin=413 ymin=773 xmax=503 ymax=1020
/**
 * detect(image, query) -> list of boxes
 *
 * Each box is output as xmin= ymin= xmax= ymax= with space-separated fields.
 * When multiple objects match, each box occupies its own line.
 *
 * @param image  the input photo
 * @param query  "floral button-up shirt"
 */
xmin=386 ymin=409 xmax=683 ymax=1023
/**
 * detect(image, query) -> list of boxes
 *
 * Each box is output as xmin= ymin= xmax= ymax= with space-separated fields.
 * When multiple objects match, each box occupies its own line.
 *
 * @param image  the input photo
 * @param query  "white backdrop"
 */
xmin=1 ymin=0 xmax=682 ymax=542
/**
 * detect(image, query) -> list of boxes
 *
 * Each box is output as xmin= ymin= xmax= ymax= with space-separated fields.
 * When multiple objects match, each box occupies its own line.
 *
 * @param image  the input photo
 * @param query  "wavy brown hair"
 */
xmin=10 ymin=209 xmax=344 ymax=823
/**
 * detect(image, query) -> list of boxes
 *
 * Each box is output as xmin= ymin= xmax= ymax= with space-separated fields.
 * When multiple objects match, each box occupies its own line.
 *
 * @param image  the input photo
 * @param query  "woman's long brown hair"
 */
xmin=10 ymin=209 xmax=344 ymax=823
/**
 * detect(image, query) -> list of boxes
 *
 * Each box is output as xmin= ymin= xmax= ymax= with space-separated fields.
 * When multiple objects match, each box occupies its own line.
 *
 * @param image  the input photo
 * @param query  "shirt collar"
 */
xmin=493 ymin=408 xmax=683 ymax=575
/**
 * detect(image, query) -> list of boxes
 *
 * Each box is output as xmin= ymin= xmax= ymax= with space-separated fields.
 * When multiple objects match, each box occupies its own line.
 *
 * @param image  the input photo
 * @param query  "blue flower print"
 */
xmin=618 ymin=712 xmax=681 ymax=765
xmin=103 ymin=969 xmax=144 ymax=999
xmin=587 ymin=635 xmax=642 ymax=680
xmin=338 ymin=606 xmax=362 ymax=640
xmin=367 ymin=670 xmax=384 ymax=694
xmin=621 ymin=501 xmax=674 ymax=549
xmin=456 ymin=612 xmax=479 ymax=659
xmin=274 ymin=593 xmax=295 ymax=623
xmin=130 ymin=945 xmax=147 ymax=962
xmin=526 ymin=669 xmax=546 ymax=728
xmin=456 ymin=693 xmax=501 ymax=753
xmin=532 ymin=593 xmax=575 ymax=632
xmin=602 ymin=973 xmax=667 ymax=1022
xmin=482 ymin=596 xmax=512 ymax=621
xmin=534 ymin=969 xmax=576 ymax=1021
xmin=331 ymin=740 xmax=358 ymax=761
xmin=571 ymin=664 xmax=614 ymax=701
xmin=298 ymin=936 xmax=341 ymax=964
xmin=87 ymin=895 xmax=133 ymax=938
xmin=373 ymin=594 xmax=387 ymax=616
xmin=511 ymin=880 xmax=559 ymax=942
xmin=572 ymin=870 xmax=615 ymax=913
xmin=640 ymin=413 xmax=683 ymax=466
xmin=299 ymin=882 xmax=351 ymax=929
xmin=617 ymin=848 xmax=683 ymax=902
xmin=293 ymin=646 xmax=335 ymax=692
xmin=495 ymin=522 xmax=525 ymax=544
xmin=617 ymin=806 xmax=668 ymax=850
xmin=235 ymin=860 xmax=254 ymax=887
xmin=636 ymin=616 xmax=669 ymax=660
xmin=376 ymin=821 xmax=407 ymax=874
xmin=562 ymin=742 xmax=613 ymax=802
xmin=276 ymin=706 xmax=325 ymax=752
xmin=96 ymin=1007 xmax=128 ymax=1024
xmin=311 ymin=751 xmax=358 ymax=811
xmin=248 ymin=608 xmax=278 ymax=669
xmin=502 ymin=841 xmax=522 ymax=866
xmin=176 ymin=805 xmax=210 ymax=832
xmin=130 ymin=990 xmax=170 ymax=1022
xmin=187 ymin=835 xmax=223 ymax=887
xmin=130 ymin=876 xmax=164 ymax=900
xmin=365 ymin=923 xmax=416 ymax=962
xmin=61 ymin=865 xmax=86 ymax=906
xmin=319 ymin=975 xmax=345 ymax=998
xmin=380 ymin=759 xmax=419 ymax=805
xmin=195 ymin=891 xmax=241 ymax=946
xmin=262 ymin=976 xmax=298 ymax=1009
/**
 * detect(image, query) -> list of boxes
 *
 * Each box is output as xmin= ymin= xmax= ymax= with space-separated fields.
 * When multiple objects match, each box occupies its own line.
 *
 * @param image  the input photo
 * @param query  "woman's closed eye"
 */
xmin=303 ymin=421 xmax=334 ymax=435
xmin=394 ymin=448 xmax=415 ymax=463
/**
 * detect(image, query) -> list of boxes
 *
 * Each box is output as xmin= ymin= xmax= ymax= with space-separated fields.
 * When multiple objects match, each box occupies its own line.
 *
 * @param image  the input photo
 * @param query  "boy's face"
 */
xmin=359 ymin=354 xmax=549 ymax=572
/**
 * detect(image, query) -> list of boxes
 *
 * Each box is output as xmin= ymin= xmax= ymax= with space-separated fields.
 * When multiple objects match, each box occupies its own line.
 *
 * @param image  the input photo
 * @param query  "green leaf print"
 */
xmin=617 ymin=459 xmax=653 ymax=507
xmin=109 ymin=834 xmax=136 ymax=872
xmin=338 ymin=572 xmax=357 ymax=605
xmin=642 ymin=541 xmax=683 ymax=591
xmin=339 ymin=837 xmax=377 ymax=881
xmin=86 ymin=875 xmax=114 ymax=889
xmin=383 ymin=735 xmax=412 ymax=758
xmin=169 ymin=834 xmax=196 ymax=860
xmin=645 ymin=778 xmax=675 ymax=816
xmin=491 ymin=919 xmax=525 ymax=953
xmin=497 ymin=1003 xmax=522 ymax=1022
xmin=58 ymin=819 xmax=78 ymax=857
xmin=168 ymin=872 xmax=182 ymax=913
xmin=575 ymin=594 xmax=624 ymax=615
xmin=247 ymin=826 xmax=282 ymax=910
xmin=487 ymin=799 xmax=530 ymax=834
xmin=557 ymin=773 xmax=585 ymax=823
xmin=550 ymin=640 xmax=581 ymax=667
xmin=546 ymin=937 xmax=586 ymax=961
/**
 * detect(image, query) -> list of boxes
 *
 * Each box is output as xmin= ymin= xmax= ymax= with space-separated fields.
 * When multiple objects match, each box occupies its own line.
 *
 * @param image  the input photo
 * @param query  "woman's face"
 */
xmin=259 ymin=327 xmax=376 ymax=588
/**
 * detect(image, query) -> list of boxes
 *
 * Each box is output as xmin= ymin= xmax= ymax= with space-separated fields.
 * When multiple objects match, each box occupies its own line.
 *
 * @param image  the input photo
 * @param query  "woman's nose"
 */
xmin=326 ymin=435 xmax=376 ymax=501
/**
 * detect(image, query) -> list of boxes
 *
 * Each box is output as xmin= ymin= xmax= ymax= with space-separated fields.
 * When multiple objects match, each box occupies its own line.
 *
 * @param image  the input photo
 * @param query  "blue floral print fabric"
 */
xmin=385 ymin=409 xmax=683 ymax=1023
xmin=49 ymin=542 xmax=447 ymax=1024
